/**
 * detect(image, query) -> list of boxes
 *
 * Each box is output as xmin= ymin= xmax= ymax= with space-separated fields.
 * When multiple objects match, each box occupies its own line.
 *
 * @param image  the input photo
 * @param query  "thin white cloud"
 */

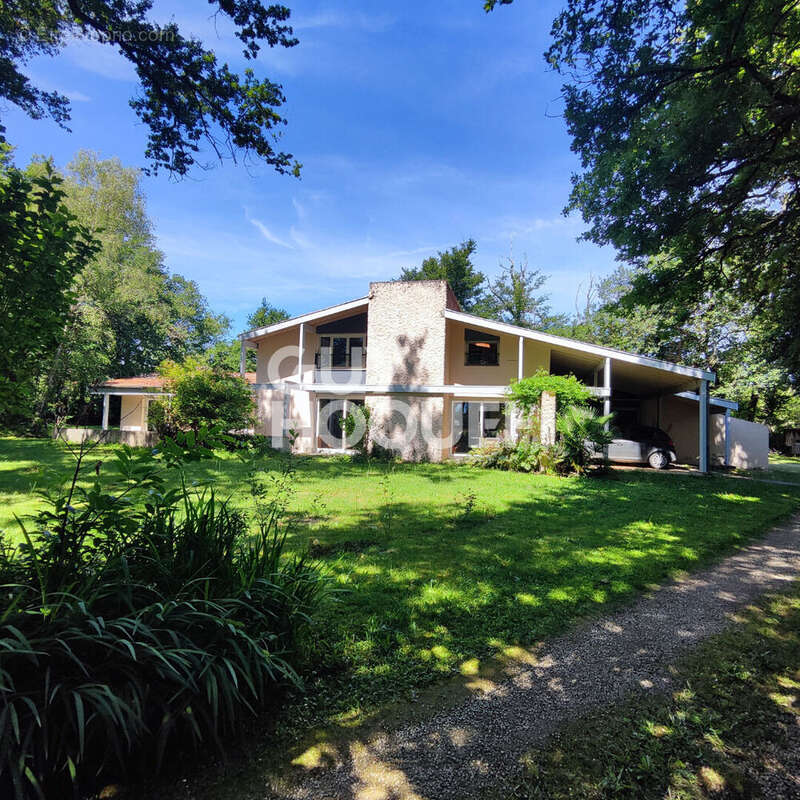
xmin=63 ymin=38 xmax=138 ymax=82
xmin=294 ymin=10 xmax=396 ymax=34
xmin=385 ymin=245 xmax=441 ymax=259
xmin=289 ymin=226 xmax=313 ymax=249
xmin=291 ymin=196 xmax=307 ymax=220
xmin=25 ymin=72 xmax=91 ymax=103
xmin=244 ymin=209 xmax=294 ymax=249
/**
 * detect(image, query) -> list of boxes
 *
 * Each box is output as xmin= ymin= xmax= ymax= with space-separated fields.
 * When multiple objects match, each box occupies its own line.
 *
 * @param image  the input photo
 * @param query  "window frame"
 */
xmin=318 ymin=334 xmax=367 ymax=369
xmin=452 ymin=400 xmax=507 ymax=452
xmin=463 ymin=328 xmax=500 ymax=367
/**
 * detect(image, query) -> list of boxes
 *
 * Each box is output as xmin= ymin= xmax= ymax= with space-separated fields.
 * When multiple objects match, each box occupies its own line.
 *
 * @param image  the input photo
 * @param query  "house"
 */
xmin=65 ymin=373 xmax=257 ymax=447
xmin=233 ymin=280 xmax=748 ymax=470
xmin=83 ymin=280 xmax=767 ymax=470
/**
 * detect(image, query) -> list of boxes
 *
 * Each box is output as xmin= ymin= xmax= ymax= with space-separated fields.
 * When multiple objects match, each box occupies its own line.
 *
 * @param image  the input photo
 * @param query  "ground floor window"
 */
xmin=317 ymin=397 xmax=365 ymax=450
xmin=453 ymin=401 xmax=506 ymax=453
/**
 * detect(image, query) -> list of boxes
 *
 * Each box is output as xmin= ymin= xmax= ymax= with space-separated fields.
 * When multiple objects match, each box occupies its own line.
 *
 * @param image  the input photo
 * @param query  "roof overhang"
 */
xmin=676 ymin=391 xmax=738 ymax=411
xmin=238 ymin=296 xmax=369 ymax=342
xmin=444 ymin=309 xmax=716 ymax=384
xmin=91 ymin=388 xmax=171 ymax=396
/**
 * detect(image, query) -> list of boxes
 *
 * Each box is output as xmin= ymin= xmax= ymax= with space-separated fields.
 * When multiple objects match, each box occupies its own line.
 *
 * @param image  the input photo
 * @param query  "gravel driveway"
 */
xmin=265 ymin=514 xmax=800 ymax=800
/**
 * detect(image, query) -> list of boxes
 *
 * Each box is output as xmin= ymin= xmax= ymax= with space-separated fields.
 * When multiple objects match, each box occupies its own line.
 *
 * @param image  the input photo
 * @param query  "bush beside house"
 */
xmin=149 ymin=359 xmax=255 ymax=436
xmin=471 ymin=371 xmax=613 ymax=474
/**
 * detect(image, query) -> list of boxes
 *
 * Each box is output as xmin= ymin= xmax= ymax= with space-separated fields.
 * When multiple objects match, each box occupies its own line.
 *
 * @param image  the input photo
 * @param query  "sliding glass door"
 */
xmin=452 ymin=401 xmax=506 ymax=453
xmin=317 ymin=397 xmax=365 ymax=451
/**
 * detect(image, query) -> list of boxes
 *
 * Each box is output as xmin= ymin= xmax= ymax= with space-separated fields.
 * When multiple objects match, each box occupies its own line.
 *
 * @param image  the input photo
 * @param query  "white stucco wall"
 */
xmin=726 ymin=417 xmax=769 ymax=469
xmin=120 ymin=395 xmax=148 ymax=431
xmin=445 ymin=320 xmax=550 ymax=385
xmin=365 ymin=281 xmax=448 ymax=460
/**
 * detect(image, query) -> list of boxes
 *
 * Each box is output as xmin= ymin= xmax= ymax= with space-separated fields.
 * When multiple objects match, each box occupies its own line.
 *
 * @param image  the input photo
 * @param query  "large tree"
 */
xmin=0 ymin=150 xmax=98 ymax=426
xmin=1 ymin=0 xmax=301 ymax=176
xmin=474 ymin=255 xmax=553 ymax=328
xmin=30 ymin=152 xmax=229 ymax=424
xmin=399 ymin=239 xmax=486 ymax=310
xmin=489 ymin=0 xmax=800 ymax=374
xmin=561 ymin=264 xmax=798 ymax=427
xmin=62 ymin=152 xmax=228 ymax=375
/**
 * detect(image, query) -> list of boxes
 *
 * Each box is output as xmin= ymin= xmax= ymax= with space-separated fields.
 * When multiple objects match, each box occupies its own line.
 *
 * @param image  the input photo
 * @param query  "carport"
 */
xmin=547 ymin=343 xmax=717 ymax=471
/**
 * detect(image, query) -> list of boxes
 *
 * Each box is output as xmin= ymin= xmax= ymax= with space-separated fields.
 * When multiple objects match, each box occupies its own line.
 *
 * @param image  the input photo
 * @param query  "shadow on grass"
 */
xmin=3 ymin=439 xmax=800 ymax=799
xmin=143 ymin=459 xmax=800 ymax=800
xmin=501 ymin=591 xmax=800 ymax=799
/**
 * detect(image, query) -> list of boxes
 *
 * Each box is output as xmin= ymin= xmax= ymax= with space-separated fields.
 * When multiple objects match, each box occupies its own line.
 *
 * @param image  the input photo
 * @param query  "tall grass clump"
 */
xmin=0 ymin=429 xmax=325 ymax=799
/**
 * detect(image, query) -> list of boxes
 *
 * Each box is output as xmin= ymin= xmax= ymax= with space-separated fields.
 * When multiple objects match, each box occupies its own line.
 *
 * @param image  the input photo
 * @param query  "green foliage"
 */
xmin=200 ymin=296 xmax=290 ymax=373
xmin=537 ymin=0 xmax=800 ymax=375
xmin=0 ymin=436 xmax=324 ymax=798
xmin=400 ymin=238 xmax=486 ymax=310
xmin=1 ymin=1 xmax=301 ymax=177
xmin=247 ymin=296 xmax=290 ymax=329
xmin=556 ymin=405 xmax=615 ymax=473
xmin=152 ymin=359 xmax=255 ymax=434
xmin=507 ymin=370 xmax=592 ymax=415
xmin=474 ymin=253 xmax=553 ymax=329
xmin=549 ymin=264 xmax=799 ymax=428
xmin=0 ymin=151 xmax=98 ymax=428
xmin=1 ymin=435 xmax=799 ymax=791
xmin=22 ymin=151 xmax=230 ymax=428
xmin=202 ymin=338 xmax=256 ymax=373
xmin=64 ymin=152 xmax=229 ymax=374
xmin=470 ymin=437 xmax=542 ymax=473
xmin=342 ymin=403 xmax=371 ymax=460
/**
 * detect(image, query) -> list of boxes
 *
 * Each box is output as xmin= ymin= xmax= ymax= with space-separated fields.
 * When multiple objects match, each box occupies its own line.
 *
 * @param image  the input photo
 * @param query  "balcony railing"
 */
xmin=313 ymin=368 xmax=367 ymax=385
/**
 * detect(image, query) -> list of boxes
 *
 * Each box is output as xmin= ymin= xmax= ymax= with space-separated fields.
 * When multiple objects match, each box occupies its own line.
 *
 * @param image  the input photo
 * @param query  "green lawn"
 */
xmin=2 ymin=435 xmax=800 ymax=740
xmin=733 ymin=453 xmax=800 ymax=485
xmin=763 ymin=453 xmax=800 ymax=483
xmin=496 ymin=587 xmax=800 ymax=799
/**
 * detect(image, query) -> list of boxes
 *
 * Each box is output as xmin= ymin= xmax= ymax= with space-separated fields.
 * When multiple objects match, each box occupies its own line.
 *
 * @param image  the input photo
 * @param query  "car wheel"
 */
xmin=648 ymin=450 xmax=669 ymax=469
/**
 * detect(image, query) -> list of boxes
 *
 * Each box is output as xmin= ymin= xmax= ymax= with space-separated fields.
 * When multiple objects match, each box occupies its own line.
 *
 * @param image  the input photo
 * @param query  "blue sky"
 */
xmin=5 ymin=0 xmax=619 ymax=334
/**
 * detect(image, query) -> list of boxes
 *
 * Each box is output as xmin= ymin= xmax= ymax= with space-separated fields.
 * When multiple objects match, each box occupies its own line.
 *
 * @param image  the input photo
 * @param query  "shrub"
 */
xmin=469 ymin=436 xmax=542 ymax=472
xmin=0 ymin=436 xmax=324 ymax=799
xmin=556 ymin=404 xmax=615 ymax=473
xmin=151 ymin=358 xmax=255 ymax=434
xmin=342 ymin=403 xmax=371 ymax=460
xmin=507 ymin=369 xmax=593 ymax=415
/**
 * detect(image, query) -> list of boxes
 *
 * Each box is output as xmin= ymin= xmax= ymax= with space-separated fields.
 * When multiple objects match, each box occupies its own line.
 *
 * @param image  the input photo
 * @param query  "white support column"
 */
xmin=239 ymin=340 xmax=246 ymax=377
xmin=602 ymin=357 xmax=612 ymax=429
xmin=298 ymin=322 xmax=306 ymax=384
xmin=699 ymin=379 xmax=709 ymax=473
xmin=101 ymin=393 xmax=109 ymax=431
xmin=724 ymin=407 xmax=731 ymax=467
xmin=517 ymin=336 xmax=524 ymax=381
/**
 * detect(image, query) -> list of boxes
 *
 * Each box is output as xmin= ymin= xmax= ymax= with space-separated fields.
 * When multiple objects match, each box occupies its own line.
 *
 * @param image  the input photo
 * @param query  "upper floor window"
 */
xmin=464 ymin=328 xmax=499 ymax=366
xmin=318 ymin=335 xmax=366 ymax=369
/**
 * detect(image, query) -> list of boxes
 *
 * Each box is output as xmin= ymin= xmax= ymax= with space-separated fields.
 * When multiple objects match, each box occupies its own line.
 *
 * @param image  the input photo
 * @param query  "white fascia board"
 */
xmin=91 ymin=389 xmax=172 ymax=397
xmin=238 ymin=297 xmax=369 ymax=342
xmin=675 ymin=391 xmax=738 ymax=410
xmin=444 ymin=309 xmax=716 ymax=383
xmin=254 ymin=383 xmax=510 ymax=397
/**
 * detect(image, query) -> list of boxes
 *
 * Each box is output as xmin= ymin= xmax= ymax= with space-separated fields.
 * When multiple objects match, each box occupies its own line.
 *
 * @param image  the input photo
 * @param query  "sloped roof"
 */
xmin=97 ymin=372 xmax=257 ymax=391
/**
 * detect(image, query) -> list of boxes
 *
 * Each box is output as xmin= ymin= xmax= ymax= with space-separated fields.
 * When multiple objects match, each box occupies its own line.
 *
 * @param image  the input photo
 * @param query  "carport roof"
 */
xmin=444 ymin=309 xmax=716 ymax=384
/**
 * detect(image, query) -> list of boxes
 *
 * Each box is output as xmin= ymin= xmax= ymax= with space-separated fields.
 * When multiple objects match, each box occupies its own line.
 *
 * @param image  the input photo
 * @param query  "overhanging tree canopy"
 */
xmin=488 ymin=0 xmax=800 ymax=374
xmin=1 ymin=0 xmax=301 ymax=176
